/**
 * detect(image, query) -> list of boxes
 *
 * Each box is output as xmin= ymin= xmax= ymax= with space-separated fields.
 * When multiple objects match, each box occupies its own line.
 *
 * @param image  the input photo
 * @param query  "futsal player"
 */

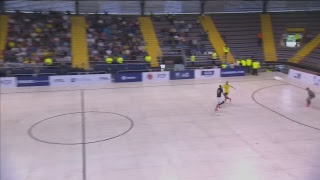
xmin=306 ymin=87 xmax=316 ymax=107
xmin=223 ymin=81 xmax=235 ymax=102
xmin=215 ymin=85 xmax=225 ymax=111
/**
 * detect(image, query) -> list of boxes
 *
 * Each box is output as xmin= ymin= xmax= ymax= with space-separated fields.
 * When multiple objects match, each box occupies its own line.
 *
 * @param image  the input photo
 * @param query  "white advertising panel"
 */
xmin=288 ymin=69 xmax=318 ymax=86
xmin=313 ymin=76 xmax=320 ymax=87
xmin=50 ymin=74 xmax=111 ymax=86
xmin=142 ymin=71 xmax=170 ymax=82
xmin=195 ymin=68 xmax=221 ymax=79
xmin=0 ymin=77 xmax=17 ymax=88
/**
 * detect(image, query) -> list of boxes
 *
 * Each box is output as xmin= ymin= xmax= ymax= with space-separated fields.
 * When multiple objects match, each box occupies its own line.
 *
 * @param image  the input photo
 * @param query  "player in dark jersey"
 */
xmin=215 ymin=85 xmax=225 ymax=111
xmin=306 ymin=87 xmax=316 ymax=107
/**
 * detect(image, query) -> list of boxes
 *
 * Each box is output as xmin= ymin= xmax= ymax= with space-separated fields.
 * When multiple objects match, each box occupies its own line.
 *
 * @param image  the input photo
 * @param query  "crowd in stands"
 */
xmin=156 ymin=14 xmax=209 ymax=57
xmin=4 ymin=11 xmax=71 ymax=66
xmin=86 ymin=14 xmax=146 ymax=62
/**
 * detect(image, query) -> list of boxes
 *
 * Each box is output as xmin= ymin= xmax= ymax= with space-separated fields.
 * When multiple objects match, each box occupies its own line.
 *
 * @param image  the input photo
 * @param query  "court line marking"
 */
xmin=0 ymin=76 xmax=2 ymax=177
xmin=80 ymin=90 xmax=86 ymax=180
xmin=252 ymin=84 xmax=320 ymax=131
xmin=27 ymin=111 xmax=134 ymax=145
xmin=0 ymin=78 xmax=275 ymax=95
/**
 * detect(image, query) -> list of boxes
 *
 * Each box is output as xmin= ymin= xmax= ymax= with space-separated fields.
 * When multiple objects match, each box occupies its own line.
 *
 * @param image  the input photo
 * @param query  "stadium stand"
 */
xmin=86 ymin=14 xmax=145 ymax=62
xmin=152 ymin=14 xmax=214 ymax=67
xmin=4 ymin=11 xmax=71 ymax=65
xmin=300 ymin=46 xmax=320 ymax=69
xmin=271 ymin=11 xmax=320 ymax=62
xmin=85 ymin=14 xmax=150 ymax=73
xmin=212 ymin=13 xmax=264 ymax=62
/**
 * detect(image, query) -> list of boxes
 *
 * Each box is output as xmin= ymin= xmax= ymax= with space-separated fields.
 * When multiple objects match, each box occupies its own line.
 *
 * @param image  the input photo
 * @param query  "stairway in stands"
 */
xmin=200 ymin=16 xmax=235 ymax=63
xmin=138 ymin=17 xmax=161 ymax=67
xmin=0 ymin=15 xmax=9 ymax=60
xmin=260 ymin=14 xmax=277 ymax=62
xmin=71 ymin=16 xmax=89 ymax=69
xmin=290 ymin=34 xmax=320 ymax=64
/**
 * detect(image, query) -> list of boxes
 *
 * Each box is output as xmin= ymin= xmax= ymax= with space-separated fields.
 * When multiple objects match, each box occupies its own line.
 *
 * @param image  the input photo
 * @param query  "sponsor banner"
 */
xmin=17 ymin=76 xmax=49 ymax=87
xmin=288 ymin=69 xmax=319 ymax=86
xmin=0 ymin=77 xmax=17 ymax=88
xmin=114 ymin=72 xmax=142 ymax=83
xmin=49 ymin=74 xmax=111 ymax=86
xmin=314 ymin=76 xmax=320 ymax=87
xmin=170 ymin=70 xmax=195 ymax=80
xmin=142 ymin=72 xmax=170 ymax=82
xmin=221 ymin=68 xmax=245 ymax=77
xmin=195 ymin=69 xmax=221 ymax=79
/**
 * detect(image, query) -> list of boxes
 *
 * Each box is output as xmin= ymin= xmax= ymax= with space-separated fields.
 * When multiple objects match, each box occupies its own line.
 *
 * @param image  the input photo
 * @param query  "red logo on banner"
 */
xmin=147 ymin=74 xmax=153 ymax=80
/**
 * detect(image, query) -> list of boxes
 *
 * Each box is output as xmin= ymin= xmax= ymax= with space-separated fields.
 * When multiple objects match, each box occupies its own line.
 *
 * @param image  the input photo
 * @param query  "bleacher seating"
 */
xmin=85 ymin=14 xmax=145 ymax=63
xmin=152 ymin=15 xmax=213 ymax=66
xmin=212 ymin=13 xmax=263 ymax=61
xmin=271 ymin=11 xmax=320 ymax=62
xmin=4 ymin=12 xmax=71 ymax=65
xmin=2 ymin=11 xmax=320 ymax=76
xmin=301 ymin=47 xmax=320 ymax=68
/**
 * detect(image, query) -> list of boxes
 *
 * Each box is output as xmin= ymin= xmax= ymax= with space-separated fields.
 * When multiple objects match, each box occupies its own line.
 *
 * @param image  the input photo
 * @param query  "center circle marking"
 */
xmin=28 ymin=111 xmax=134 ymax=145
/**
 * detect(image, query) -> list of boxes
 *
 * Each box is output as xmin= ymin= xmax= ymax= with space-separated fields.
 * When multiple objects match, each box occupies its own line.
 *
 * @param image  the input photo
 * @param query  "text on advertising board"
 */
xmin=201 ymin=70 xmax=214 ymax=76
xmin=115 ymin=72 xmax=142 ymax=82
xmin=1 ymin=80 xmax=12 ymax=85
xmin=17 ymin=76 xmax=50 ymax=87
xmin=220 ymin=68 xmax=245 ymax=77
xmin=121 ymin=76 xmax=137 ymax=80
xmin=147 ymin=73 xmax=167 ymax=80
xmin=170 ymin=70 xmax=195 ymax=80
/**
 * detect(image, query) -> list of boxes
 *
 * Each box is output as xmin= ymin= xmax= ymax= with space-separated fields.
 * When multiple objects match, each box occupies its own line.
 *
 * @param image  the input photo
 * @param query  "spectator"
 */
xmin=257 ymin=32 xmax=262 ymax=47
xmin=86 ymin=15 xmax=145 ymax=62
xmin=5 ymin=12 xmax=71 ymax=65
xmin=202 ymin=31 xmax=209 ymax=40
xmin=224 ymin=45 xmax=230 ymax=60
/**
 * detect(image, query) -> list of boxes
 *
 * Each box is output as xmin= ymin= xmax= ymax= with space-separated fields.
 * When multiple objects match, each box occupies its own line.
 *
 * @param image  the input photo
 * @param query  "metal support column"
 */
xmin=0 ymin=1 xmax=5 ymax=14
xmin=141 ymin=0 xmax=145 ymax=16
xmin=201 ymin=0 xmax=205 ymax=14
xmin=75 ymin=0 xmax=79 ymax=14
xmin=263 ymin=0 xmax=269 ymax=14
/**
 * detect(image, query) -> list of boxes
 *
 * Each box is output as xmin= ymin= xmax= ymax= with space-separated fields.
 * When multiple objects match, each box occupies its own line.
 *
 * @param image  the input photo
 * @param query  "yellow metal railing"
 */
xmin=138 ymin=17 xmax=161 ymax=67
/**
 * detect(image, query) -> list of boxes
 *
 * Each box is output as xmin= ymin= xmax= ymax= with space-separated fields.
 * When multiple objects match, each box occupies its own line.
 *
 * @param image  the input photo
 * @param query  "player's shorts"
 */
xmin=217 ymin=97 xmax=223 ymax=103
xmin=224 ymin=92 xmax=229 ymax=96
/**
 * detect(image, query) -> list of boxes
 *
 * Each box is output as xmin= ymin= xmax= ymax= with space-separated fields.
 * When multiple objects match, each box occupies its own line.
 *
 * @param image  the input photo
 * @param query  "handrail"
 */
xmin=116 ymin=69 xmax=150 ymax=73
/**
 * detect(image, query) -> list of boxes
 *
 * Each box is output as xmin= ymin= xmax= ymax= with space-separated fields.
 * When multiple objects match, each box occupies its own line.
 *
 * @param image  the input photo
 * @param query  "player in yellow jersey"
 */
xmin=223 ymin=81 xmax=235 ymax=102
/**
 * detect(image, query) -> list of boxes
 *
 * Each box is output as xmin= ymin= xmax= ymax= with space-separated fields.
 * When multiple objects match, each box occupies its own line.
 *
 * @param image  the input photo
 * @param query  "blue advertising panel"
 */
xmin=221 ymin=68 xmax=246 ymax=77
xmin=17 ymin=76 xmax=50 ymax=87
xmin=114 ymin=73 xmax=142 ymax=83
xmin=170 ymin=70 xmax=195 ymax=80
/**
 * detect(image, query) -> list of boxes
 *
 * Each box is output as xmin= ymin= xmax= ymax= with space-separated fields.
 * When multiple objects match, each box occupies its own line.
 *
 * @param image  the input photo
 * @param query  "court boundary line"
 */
xmin=80 ymin=90 xmax=87 ymax=180
xmin=0 ymin=78 xmax=275 ymax=95
xmin=0 ymin=74 xmax=2 ymax=177
xmin=252 ymin=84 xmax=320 ymax=131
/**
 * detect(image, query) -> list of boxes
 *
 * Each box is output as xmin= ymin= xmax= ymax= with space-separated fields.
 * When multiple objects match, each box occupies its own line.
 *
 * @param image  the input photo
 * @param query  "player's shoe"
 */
xmin=215 ymin=108 xmax=218 ymax=111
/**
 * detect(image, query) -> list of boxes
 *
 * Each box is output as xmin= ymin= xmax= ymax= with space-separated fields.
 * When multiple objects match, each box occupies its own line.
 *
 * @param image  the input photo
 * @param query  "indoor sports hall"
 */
xmin=1 ymin=72 xmax=320 ymax=180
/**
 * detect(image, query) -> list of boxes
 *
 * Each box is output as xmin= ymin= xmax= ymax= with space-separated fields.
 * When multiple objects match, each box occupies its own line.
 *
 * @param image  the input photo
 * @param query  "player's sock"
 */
xmin=229 ymin=98 xmax=232 ymax=102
